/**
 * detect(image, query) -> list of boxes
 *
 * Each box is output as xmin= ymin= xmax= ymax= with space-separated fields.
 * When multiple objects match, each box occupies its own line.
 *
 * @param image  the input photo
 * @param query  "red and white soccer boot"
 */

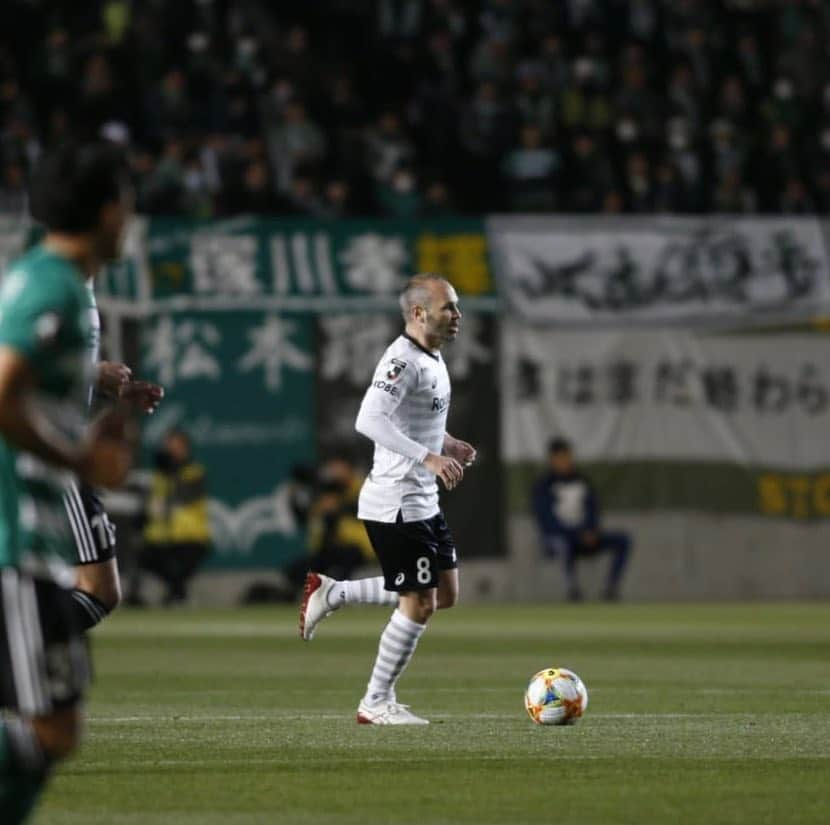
xmin=299 ymin=572 xmax=340 ymax=641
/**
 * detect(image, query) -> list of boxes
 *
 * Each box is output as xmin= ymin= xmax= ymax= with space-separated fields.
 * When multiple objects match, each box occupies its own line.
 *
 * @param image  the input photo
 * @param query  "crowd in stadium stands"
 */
xmin=2 ymin=0 xmax=830 ymax=218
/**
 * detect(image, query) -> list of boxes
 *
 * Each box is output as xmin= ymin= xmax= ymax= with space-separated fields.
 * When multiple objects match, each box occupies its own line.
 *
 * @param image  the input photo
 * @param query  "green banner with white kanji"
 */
xmin=140 ymin=310 xmax=316 ymax=568
xmin=144 ymin=217 xmax=494 ymax=307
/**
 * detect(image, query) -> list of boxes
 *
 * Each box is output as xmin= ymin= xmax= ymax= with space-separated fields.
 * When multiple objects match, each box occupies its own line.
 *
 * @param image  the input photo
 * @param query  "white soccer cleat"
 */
xmin=356 ymin=700 xmax=430 ymax=725
xmin=299 ymin=572 xmax=339 ymax=641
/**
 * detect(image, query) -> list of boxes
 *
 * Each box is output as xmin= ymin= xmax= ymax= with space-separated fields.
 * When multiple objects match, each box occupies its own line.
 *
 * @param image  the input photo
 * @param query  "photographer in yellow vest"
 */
xmin=130 ymin=429 xmax=211 ymax=606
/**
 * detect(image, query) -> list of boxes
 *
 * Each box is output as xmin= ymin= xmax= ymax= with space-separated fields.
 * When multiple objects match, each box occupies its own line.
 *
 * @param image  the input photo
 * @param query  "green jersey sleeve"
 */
xmin=0 ymin=268 xmax=79 ymax=369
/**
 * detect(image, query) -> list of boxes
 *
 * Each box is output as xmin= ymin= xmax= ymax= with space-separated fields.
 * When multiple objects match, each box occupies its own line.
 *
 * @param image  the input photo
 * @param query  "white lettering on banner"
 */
xmin=339 ymin=234 xmax=408 ymax=293
xmin=208 ymin=485 xmax=297 ymax=554
xmin=271 ymin=233 xmax=337 ymax=295
xmin=489 ymin=216 xmax=830 ymax=323
xmin=319 ymin=315 xmax=398 ymax=385
xmin=502 ymin=324 xmax=830 ymax=469
xmin=191 ymin=233 xmax=260 ymax=295
xmin=443 ymin=315 xmax=492 ymax=380
xmin=144 ymin=316 xmax=222 ymax=386
xmin=188 ymin=416 xmax=309 ymax=445
xmin=143 ymin=402 xmax=309 ymax=446
xmin=237 ymin=314 xmax=312 ymax=391
xmin=319 ymin=314 xmax=493 ymax=386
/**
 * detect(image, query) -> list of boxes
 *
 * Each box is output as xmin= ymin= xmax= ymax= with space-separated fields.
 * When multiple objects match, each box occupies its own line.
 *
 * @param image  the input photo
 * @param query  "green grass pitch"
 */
xmin=36 ymin=603 xmax=829 ymax=825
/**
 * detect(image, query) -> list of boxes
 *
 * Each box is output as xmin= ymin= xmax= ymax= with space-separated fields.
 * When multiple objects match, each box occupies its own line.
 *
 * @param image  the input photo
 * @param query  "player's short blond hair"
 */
xmin=399 ymin=273 xmax=451 ymax=322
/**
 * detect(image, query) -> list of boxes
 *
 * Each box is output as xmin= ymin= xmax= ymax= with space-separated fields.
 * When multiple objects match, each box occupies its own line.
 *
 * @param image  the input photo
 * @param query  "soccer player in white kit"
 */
xmin=300 ymin=274 xmax=476 ymax=724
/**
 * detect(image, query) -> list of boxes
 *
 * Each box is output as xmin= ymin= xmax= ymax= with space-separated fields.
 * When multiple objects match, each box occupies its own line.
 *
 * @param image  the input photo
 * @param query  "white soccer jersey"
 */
xmin=356 ymin=334 xmax=451 ymax=522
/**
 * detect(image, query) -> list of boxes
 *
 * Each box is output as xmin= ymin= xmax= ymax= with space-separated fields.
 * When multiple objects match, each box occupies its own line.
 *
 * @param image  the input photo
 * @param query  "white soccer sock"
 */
xmin=338 ymin=576 xmax=398 ymax=606
xmin=363 ymin=609 xmax=426 ymax=706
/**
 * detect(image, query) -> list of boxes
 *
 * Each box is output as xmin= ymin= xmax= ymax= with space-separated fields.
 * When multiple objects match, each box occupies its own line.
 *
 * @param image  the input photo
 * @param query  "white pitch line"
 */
xmin=86 ymin=711 xmax=786 ymax=724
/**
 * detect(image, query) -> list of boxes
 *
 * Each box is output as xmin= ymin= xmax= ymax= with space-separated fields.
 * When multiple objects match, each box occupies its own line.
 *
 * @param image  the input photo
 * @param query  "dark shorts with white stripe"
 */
xmin=0 ymin=569 xmax=90 ymax=715
xmin=64 ymin=481 xmax=117 ymax=565
xmin=363 ymin=510 xmax=458 ymax=592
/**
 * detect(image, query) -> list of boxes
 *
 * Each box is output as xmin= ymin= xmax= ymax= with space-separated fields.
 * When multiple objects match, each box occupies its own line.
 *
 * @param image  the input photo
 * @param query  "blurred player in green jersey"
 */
xmin=0 ymin=142 xmax=137 ymax=823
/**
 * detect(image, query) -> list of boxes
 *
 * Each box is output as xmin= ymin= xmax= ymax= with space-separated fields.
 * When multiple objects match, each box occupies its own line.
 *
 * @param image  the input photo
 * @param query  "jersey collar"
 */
xmin=403 ymin=332 xmax=439 ymax=361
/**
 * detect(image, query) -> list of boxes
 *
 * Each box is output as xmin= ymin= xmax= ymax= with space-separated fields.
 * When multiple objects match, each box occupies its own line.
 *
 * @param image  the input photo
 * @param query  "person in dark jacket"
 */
xmin=532 ymin=437 xmax=631 ymax=601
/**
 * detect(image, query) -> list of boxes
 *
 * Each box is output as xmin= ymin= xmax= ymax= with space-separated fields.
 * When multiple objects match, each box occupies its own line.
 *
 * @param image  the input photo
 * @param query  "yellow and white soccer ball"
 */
xmin=524 ymin=667 xmax=588 ymax=725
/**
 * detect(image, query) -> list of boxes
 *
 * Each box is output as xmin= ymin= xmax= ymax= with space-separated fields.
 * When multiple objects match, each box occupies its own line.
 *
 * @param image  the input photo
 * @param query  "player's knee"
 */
xmin=437 ymin=588 xmax=458 ymax=610
xmin=32 ymin=707 xmax=83 ymax=761
xmin=405 ymin=591 xmax=437 ymax=622
xmin=100 ymin=577 xmax=122 ymax=611
xmin=78 ymin=568 xmax=122 ymax=611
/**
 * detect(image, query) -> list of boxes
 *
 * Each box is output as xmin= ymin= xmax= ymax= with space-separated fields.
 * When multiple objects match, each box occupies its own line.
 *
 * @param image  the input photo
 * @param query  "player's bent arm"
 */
xmin=355 ymin=407 xmax=463 ymax=489
xmin=0 ymin=346 xmax=132 ymax=488
xmin=0 ymin=346 xmax=83 ymax=466
xmin=354 ymin=405 xmax=429 ymax=463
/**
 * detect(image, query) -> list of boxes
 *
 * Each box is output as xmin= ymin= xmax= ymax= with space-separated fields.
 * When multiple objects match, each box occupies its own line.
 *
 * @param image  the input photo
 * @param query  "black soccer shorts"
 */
xmin=363 ymin=510 xmax=458 ymax=592
xmin=0 ymin=569 xmax=90 ymax=715
xmin=64 ymin=481 xmax=117 ymax=565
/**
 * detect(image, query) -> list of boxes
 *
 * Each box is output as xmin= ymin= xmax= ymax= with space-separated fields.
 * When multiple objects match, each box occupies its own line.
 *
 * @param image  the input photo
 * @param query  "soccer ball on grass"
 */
xmin=524 ymin=667 xmax=588 ymax=725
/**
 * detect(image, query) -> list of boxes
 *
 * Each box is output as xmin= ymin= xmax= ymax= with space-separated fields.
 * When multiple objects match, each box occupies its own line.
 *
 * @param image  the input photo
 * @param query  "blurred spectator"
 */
xmin=377 ymin=166 xmax=422 ymax=217
xmin=762 ymin=77 xmax=805 ymax=133
xmin=716 ymin=75 xmax=751 ymax=131
xmin=129 ymin=429 xmax=211 ymax=606
xmin=422 ymin=178 xmax=457 ymax=217
xmin=537 ymin=33 xmax=569 ymax=95
xmin=0 ymin=160 xmax=26 ymax=216
xmin=1 ymin=0 xmax=829 ymax=216
xmin=501 ymin=123 xmax=560 ymax=211
xmin=469 ymin=31 xmax=513 ymax=85
xmin=320 ymin=177 xmax=354 ymax=219
xmin=652 ymin=160 xmax=688 ymax=213
xmin=625 ymin=0 xmax=660 ymax=43
xmin=779 ymin=177 xmax=814 ymax=215
xmin=666 ymin=63 xmax=701 ymax=126
xmin=757 ymin=124 xmax=800 ymax=212
xmin=735 ymin=31 xmax=766 ymax=98
xmin=532 ymin=437 xmax=631 ymax=602
xmin=601 ymin=188 xmax=625 ymax=214
xmin=267 ymin=99 xmax=327 ymax=192
xmin=219 ymin=157 xmax=283 ymax=215
xmin=514 ymin=62 xmax=556 ymax=139
xmin=711 ymin=171 xmax=757 ymax=214
xmin=282 ymin=454 xmax=374 ymax=600
xmin=563 ymin=133 xmax=616 ymax=212
xmin=665 ymin=117 xmax=703 ymax=211
xmin=615 ymin=61 xmax=661 ymax=140
xmin=708 ymin=120 xmax=746 ymax=185
xmin=623 ymin=151 xmax=653 ymax=213
xmin=285 ymin=173 xmax=324 ymax=216
xmin=364 ymin=110 xmax=415 ymax=184
xmin=145 ymin=68 xmax=191 ymax=141
xmin=137 ymin=138 xmax=186 ymax=215
xmin=560 ymin=58 xmax=612 ymax=134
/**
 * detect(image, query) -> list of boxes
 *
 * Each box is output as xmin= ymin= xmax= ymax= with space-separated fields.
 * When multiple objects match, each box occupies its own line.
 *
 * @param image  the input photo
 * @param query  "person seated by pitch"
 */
xmin=532 ymin=437 xmax=631 ymax=601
